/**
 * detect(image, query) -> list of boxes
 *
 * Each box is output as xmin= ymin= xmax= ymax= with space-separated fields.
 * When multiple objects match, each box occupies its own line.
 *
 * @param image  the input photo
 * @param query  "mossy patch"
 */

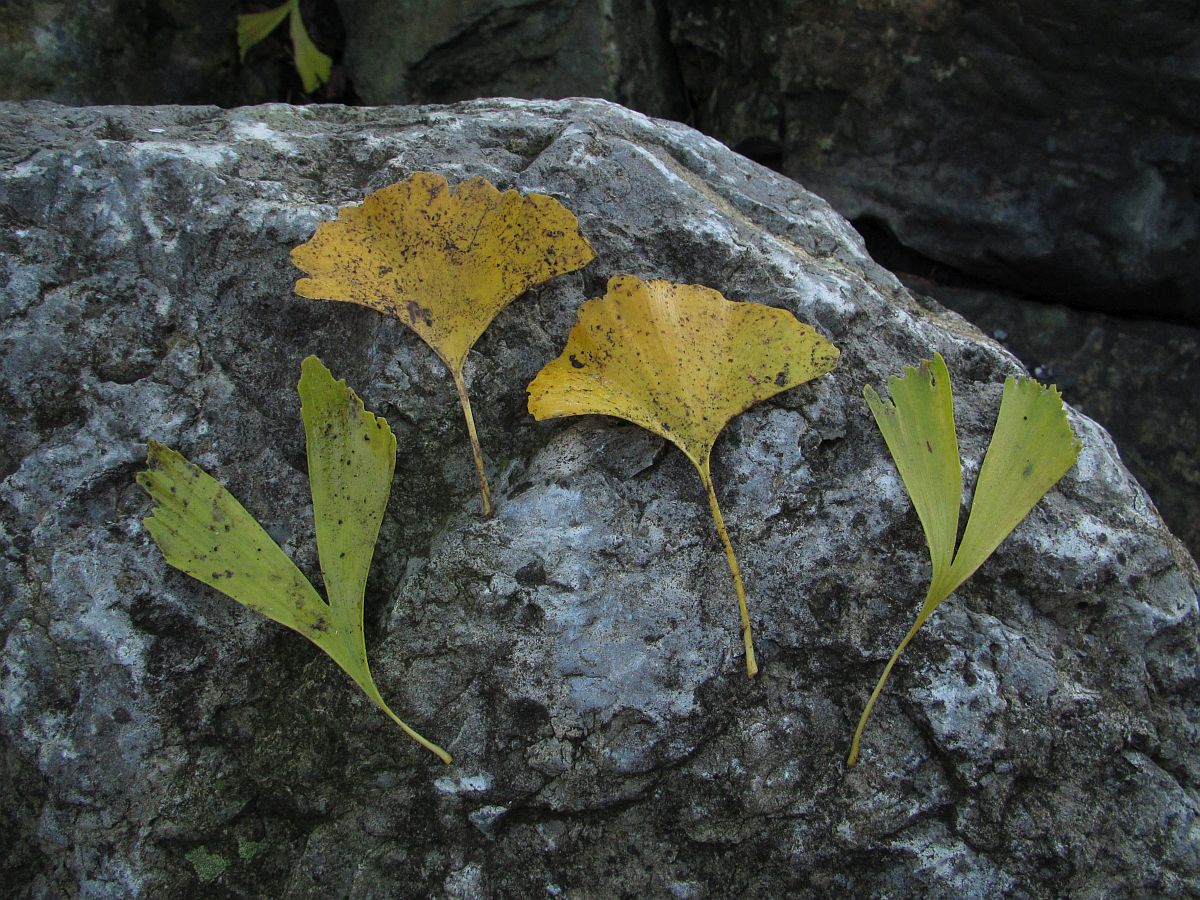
xmin=185 ymin=846 xmax=228 ymax=883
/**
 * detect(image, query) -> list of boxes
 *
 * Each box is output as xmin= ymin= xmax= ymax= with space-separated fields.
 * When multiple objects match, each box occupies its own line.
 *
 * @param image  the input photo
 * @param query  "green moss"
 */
xmin=238 ymin=836 xmax=264 ymax=862
xmin=185 ymin=846 xmax=228 ymax=883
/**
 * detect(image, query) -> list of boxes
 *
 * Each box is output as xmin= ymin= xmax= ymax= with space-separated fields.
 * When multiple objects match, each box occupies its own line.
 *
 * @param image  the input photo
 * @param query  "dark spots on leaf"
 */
xmin=775 ymin=369 xmax=789 ymax=387
xmin=223 ymin=523 xmax=231 ymax=532
xmin=339 ymin=552 xmax=346 ymax=558
xmin=662 ymin=422 xmax=671 ymax=432
xmin=569 ymin=354 xmax=585 ymax=369
xmin=211 ymin=571 xmax=222 ymax=579
xmin=406 ymin=300 xmax=434 ymax=327
xmin=363 ymin=433 xmax=370 ymax=441
xmin=926 ymin=441 xmax=933 ymax=453
xmin=1023 ymin=462 xmax=1034 ymax=477
xmin=377 ymin=265 xmax=393 ymax=276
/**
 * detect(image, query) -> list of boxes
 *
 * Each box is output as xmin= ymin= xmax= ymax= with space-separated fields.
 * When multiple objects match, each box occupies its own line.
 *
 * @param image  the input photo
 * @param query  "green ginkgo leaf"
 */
xmin=287 ymin=2 xmax=332 ymax=93
xmin=138 ymin=356 xmax=451 ymax=764
xmin=848 ymin=353 xmax=1079 ymax=766
xmin=237 ymin=2 xmax=291 ymax=61
xmin=237 ymin=0 xmax=332 ymax=93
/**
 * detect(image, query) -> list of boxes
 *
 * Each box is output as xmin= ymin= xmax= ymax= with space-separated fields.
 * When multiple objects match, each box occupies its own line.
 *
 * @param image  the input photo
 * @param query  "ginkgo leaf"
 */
xmin=528 ymin=274 xmax=840 ymax=677
xmin=848 ymin=353 xmax=1079 ymax=766
xmin=863 ymin=354 xmax=962 ymax=604
xmin=287 ymin=1 xmax=332 ymax=93
xmin=291 ymin=171 xmax=595 ymax=516
xmin=138 ymin=356 xmax=451 ymax=764
xmin=947 ymin=375 xmax=1081 ymax=592
xmin=237 ymin=0 xmax=331 ymax=93
xmin=237 ymin=2 xmax=291 ymax=61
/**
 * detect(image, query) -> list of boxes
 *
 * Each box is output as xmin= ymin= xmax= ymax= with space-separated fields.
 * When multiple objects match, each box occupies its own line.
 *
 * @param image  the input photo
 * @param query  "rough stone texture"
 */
xmin=1 ymin=99 xmax=1198 ymax=897
xmin=335 ymin=0 xmax=688 ymax=122
xmin=666 ymin=0 xmax=1200 ymax=323
xmin=903 ymin=275 xmax=1200 ymax=564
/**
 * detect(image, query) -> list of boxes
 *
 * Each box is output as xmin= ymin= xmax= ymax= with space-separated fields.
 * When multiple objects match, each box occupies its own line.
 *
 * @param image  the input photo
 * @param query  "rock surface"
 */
xmin=1 ymin=99 xmax=1198 ymax=897
xmin=4 ymin=2 xmax=1197 ymax=322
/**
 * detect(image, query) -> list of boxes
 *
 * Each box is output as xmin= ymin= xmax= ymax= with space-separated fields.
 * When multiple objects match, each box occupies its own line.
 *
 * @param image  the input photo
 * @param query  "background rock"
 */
xmin=1 ymin=99 xmax=1198 ymax=897
xmin=667 ymin=0 xmax=1200 ymax=323
xmin=0 ymin=0 xmax=241 ymax=104
xmin=336 ymin=0 xmax=687 ymax=122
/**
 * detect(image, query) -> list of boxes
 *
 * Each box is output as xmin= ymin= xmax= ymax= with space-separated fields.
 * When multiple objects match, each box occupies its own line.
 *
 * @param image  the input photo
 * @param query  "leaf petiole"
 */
xmin=698 ymin=460 xmax=758 ymax=678
xmin=451 ymin=366 xmax=493 ymax=516
xmin=846 ymin=615 xmax=925 ymax=766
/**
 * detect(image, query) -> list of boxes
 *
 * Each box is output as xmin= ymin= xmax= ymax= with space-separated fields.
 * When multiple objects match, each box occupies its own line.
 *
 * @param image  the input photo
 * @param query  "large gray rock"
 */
xmin=1 ymin=99 xmax=1197 ymax=897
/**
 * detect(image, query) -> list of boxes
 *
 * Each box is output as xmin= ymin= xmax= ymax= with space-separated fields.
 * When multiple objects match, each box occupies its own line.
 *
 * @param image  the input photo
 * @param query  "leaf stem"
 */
xmin=846 ymin=618 xmax=924 ymax=766
xmin=451 ymin=366 xmax=493 ymax=517
xmin=699 ymin=462 xmax=758 ymax=678
xmin=377 ymin=702 xmax=453 ymax=766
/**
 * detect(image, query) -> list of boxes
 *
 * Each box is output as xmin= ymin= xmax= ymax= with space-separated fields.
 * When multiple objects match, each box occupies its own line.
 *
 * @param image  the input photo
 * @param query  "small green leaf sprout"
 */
xmin=138 ymin=356 xmax=451 ymax=764
xmin=848 ymin=353 xmax=1080 ymax=766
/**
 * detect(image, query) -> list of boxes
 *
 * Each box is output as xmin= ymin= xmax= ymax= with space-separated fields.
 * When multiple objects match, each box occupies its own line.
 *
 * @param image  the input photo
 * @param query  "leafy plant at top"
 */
xmin=238 ymin=0 xmax=332 ymax=93
xmin=138 ymin=356 xmax=451 ymax=764
xmin=527 ymin=274 xmax=840 ymax=677
xmin=291 ymin=171 xmax=595 ymax=516
xmin=848 ymin=352 xmax=1080 ymax=766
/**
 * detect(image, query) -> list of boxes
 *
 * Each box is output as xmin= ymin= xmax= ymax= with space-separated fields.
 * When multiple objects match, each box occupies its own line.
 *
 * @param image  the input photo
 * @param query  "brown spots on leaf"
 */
xmin=406 ymin=300 xmax=434 ymax=327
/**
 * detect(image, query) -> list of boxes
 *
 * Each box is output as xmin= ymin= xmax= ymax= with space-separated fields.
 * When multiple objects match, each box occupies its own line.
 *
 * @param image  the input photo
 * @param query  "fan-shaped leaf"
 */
xmin=238 ymin=1 xmax=331 ymax=93
xmin=528 ymin=274 xmax=840 ymax=676
xmin=862 ymin=354 xmax=961 ymax=604
xmin=237 ymin=2 xmax=290 ymax=61
xmin=138 ymin=356 xmax=451 ymax=764
xmin=848 ymin=353 xmax=1079 ymax=766
xmin=287 ymin=2 xmax=332 ymax=93
xmin=292 ymin=171 xmax=595 ymax=515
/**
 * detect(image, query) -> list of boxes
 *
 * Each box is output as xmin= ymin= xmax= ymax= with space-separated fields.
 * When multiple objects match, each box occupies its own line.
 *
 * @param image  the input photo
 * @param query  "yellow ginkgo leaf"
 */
xmin=528 ymin=275 xmax=840 ymax=676
xmin=291 ymin=171 xmax=595 ymax=515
